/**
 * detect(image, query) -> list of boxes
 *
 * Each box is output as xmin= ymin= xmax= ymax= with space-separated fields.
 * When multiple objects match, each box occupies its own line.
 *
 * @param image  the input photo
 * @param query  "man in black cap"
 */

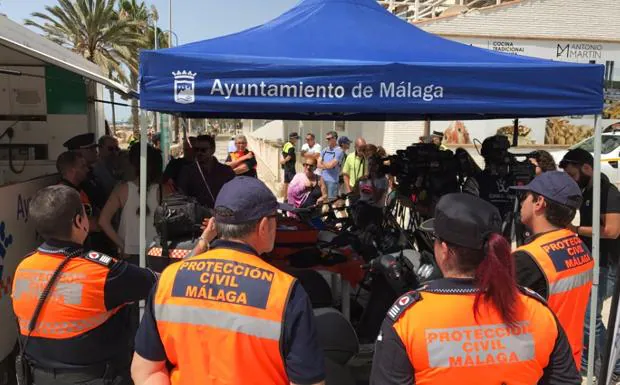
xmin=131 ymin=177 xmax=325 ymax=385
xmin=63 ymin=132 xmax=114 ymax=255
xmin=463 ymin=135 xmax=528 ymax=225
xmin=560 ymin=148 xmax=620 ymax=375
xmin=511 ymin=171 xmax=593 ymax=372
xmin=280 ymin=132 xmax=300 ymax=202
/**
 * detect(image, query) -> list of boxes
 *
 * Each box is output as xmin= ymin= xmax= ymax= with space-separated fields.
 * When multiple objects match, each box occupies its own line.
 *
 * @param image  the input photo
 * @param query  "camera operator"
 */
xmin=462 ymin=135 xmax=529 ymax=223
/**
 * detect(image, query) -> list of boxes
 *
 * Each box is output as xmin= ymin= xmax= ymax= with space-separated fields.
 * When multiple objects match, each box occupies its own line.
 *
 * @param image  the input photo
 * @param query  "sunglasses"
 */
xmin=235 ymin=142 xmax=247 ymax=145
xmin=303 ymin=163 xmax=316 ymax=169
xmin=326 ymin=137 xmax=334 ymax=140
xmin=194 ymin=148 xmax=211 ymax=153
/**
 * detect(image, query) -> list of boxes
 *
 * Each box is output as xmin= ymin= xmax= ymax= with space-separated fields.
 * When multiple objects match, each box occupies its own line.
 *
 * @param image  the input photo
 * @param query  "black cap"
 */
xmin=214 ymin=176 xmax=285 ymax=224
xmin=289 ymin=132 xmax=300 ymax=139
xmin=420 ymin=193 xmax=502 ymax=250
xmin=559 ymin=148 xmax=594 ymax=168
xmin=431 ymin=131 xmax=444 ymax=138
xmin=481 ymin=135 xmax=510 ymax=158
xmin=510 ymin=171 xmax=583 ymax=209
xmin=63 ymin=133 xmax=97 ymax=150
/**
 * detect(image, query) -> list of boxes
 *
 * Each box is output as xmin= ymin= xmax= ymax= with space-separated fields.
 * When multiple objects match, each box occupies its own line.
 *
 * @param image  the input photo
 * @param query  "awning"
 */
xmin=0 ymin=14 xmax=137 ymax=99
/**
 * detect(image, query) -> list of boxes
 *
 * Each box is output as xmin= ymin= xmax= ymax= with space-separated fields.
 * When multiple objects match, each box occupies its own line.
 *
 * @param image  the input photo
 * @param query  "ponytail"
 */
xmin=473 ymin=233 xmax=518 ymax=326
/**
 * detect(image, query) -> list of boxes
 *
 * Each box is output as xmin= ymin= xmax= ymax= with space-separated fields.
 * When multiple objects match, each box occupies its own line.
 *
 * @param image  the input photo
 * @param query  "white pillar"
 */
xmin=586 ymin=114 xmax=603 ymax=385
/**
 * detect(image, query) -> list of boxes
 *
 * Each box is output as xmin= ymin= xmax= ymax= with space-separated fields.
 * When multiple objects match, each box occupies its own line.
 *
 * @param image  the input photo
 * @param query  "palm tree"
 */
xmin=118 ymin=0 xmax=171 ymax=136
xmin=25 ymin=0 xmax=146 ymax=86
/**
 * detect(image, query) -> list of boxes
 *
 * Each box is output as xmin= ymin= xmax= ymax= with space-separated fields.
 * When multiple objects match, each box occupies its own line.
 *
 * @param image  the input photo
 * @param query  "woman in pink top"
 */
xmin=287 ymin=157 xmax=324 ymax=211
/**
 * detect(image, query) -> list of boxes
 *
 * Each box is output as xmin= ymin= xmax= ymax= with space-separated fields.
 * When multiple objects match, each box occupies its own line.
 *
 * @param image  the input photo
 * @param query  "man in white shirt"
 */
xmin=301 ymin=133 xmax=322 ymax=175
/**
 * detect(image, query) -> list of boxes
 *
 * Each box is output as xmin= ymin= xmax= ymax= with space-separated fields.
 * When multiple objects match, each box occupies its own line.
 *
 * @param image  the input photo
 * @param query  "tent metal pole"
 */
xmin=139 ymin=110 xmax=148 ymax=271
xmin=586 ymin=114 xmax=602 ymax=385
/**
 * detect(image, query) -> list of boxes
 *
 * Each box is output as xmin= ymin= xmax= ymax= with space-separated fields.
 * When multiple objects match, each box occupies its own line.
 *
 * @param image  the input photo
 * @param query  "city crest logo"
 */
xmin=173 ymin=70 xmax=197 ymax=104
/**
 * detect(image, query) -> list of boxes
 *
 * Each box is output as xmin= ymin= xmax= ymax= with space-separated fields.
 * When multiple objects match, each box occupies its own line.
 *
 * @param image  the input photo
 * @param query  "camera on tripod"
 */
xmin=481 ymin=135 xmax=535 ymax=186
xmin=381 ymin=143 xmax=459 ymax=201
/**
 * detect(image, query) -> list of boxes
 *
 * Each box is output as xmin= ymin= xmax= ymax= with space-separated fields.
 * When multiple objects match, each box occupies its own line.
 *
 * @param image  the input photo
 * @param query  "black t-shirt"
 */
xmin=579 ymin=175 xmax=620 ymax=266
xmin=162 ymin=157 xmax=192 ymax=186
xmin=465 ymin=170 xmax=516 ymax=220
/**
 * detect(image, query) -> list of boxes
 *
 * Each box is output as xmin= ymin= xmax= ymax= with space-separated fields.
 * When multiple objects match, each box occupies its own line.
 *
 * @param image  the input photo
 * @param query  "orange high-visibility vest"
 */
xmin=392 ymin=288 xmax=559 ymax=385
xmin=154 ymin=247 xmax=296 ymax=385
xmin=12 ymin=250 xmax=121 ymax=339
xmin=516 ymin=228 xmax=593 ymax=369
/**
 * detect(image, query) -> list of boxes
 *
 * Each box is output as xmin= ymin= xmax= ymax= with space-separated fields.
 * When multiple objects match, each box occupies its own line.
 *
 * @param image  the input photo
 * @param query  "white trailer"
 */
xmin=0 ymin=14 xmax=133 ymax=380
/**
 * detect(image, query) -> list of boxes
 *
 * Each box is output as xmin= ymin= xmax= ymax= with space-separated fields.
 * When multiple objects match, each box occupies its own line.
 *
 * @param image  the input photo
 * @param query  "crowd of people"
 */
xmin=282 ymin=131 xmax=390 ymax=211
xmin=9 ymin=127 xmax=620 ymax=385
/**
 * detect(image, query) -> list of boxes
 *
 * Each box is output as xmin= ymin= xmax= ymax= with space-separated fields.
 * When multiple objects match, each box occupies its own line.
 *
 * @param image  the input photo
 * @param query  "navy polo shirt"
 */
xmin=134 ymin=240 xmax=325 ymax=384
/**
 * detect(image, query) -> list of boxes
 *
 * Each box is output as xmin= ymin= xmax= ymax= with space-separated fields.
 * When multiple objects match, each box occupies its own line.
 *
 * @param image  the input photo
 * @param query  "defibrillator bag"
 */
xmin=153 ymin=193 xmax=211 ymax=239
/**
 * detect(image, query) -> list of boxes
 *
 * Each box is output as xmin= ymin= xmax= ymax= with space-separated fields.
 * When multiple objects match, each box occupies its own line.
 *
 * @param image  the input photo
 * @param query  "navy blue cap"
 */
xmin=214 ymin=177 xmax=283 ymax=224
xmin=338 ymin=136 xmax=351 ymax=146
xmin=510 ymin=171 xmax=583 ymax=209
xmin=63 ymin=133 xmax=97 ymax=150
xmin=420 ymin=193 xmax=502 ymax=250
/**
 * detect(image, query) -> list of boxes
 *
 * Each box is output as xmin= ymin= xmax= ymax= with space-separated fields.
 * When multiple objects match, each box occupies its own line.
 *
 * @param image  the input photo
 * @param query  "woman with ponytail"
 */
xmin=370 ymin=193 xmax=580 ymax=385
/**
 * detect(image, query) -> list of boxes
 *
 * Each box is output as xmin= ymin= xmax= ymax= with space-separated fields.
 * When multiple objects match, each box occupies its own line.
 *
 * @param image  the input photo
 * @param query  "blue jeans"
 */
xmin=582 ymin=264 xmax=620 ymax=374
xmin=325 ymin=181 xmax=339 ymax=199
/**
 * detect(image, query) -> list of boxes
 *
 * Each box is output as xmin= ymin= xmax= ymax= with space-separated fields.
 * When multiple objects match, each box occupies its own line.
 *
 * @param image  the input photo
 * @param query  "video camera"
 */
xmin=153 ymin=193 xmax=212 ymax=239
xmin=481 ymin=135 xmax=535 ymax=186
xmin=381 ymin=143 xmax=459 ymax=200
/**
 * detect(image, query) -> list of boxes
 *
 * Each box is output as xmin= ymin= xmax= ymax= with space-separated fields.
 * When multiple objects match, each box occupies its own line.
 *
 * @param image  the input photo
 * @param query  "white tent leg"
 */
xmin=587 ymin=114 xmax=602 ymax=385
xmin=139 ymin=110 xmax=148 ymax=319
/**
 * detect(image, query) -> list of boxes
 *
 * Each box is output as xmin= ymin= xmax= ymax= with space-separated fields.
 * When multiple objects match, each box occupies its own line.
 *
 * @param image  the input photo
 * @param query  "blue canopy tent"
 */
xmin=137 ymin=1 xmax=605 ymax=383
xmin=139 ymin=0 xmax=603 ymax=120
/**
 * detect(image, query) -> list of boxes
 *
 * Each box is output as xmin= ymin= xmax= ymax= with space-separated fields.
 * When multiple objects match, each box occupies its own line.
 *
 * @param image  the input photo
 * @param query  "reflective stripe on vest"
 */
xmin=549 ymin=269 xmax=594 ymax=295
xmin=17 ymin=310 xmax=117 ymax=337
xmin=154 ymin=303 xmax=282 ymax=341
xmin=11 ymin=251 xmax=118 ymax=339
xmin=425 ymin=322 xmax=536 ymax=368
xmin=394 ymin=291 xmax=558 ymax=385
xmin=515 ymin=228 xmax=593 ymax=371
xmin=154 ymin=248 xmax=295 ymax=385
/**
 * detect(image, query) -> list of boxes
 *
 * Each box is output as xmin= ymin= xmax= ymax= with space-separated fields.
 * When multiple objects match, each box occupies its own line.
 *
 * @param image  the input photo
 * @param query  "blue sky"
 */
xmin=0 ymin=0 xmax=299 ymax=121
